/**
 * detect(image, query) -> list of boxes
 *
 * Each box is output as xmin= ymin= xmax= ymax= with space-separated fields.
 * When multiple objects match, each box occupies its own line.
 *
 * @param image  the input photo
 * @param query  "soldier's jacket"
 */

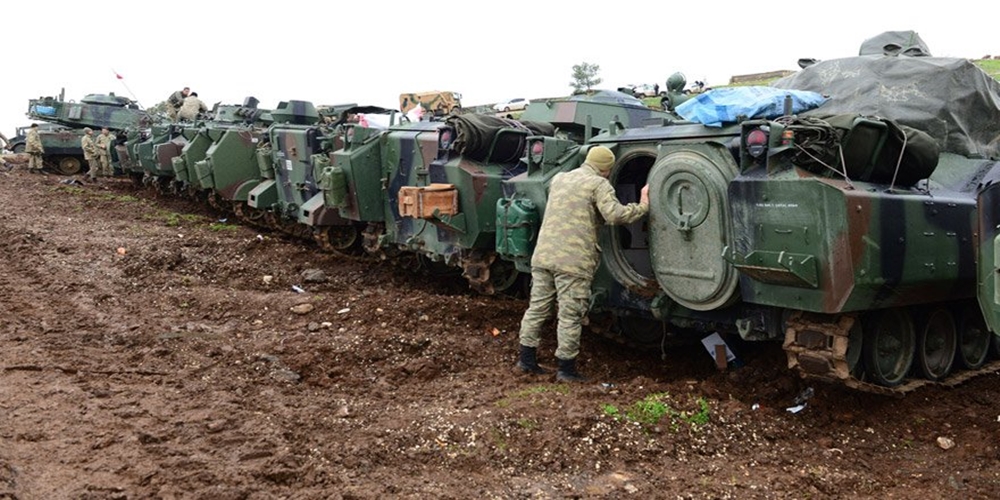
xmin=531 ymin=163 xmax=648 ymax=278
xmin=26 ymin=129 xmax=44 ymax=154
xmin=168 ymin=90 xmax=186 ymax=109
xmin=178 ymin=97 xmax=208 ymax=121
xmin=81 ymin=134 xmax=97 ymax=159
xmin=94 ymin=132 xmax=113 ymax=155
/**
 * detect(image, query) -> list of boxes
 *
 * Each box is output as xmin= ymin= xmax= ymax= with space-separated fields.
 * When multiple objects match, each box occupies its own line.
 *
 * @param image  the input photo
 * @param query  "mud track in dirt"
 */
xmin=1 ymin=168 xmax=999 ymax=499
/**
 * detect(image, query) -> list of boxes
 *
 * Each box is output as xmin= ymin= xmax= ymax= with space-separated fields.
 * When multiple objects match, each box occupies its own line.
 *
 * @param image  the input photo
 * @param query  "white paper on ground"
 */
xmin=700 ymin=332 xmax=736 ymax=363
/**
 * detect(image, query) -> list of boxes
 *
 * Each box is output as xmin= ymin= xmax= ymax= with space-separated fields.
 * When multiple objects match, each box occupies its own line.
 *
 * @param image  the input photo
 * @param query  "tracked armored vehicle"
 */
xmin=17 ymin=91 xmax=150 ymax=174
xmin=329 ymin=91 xmax=673 ymax=293
xmin=498 ymin=32 xmax=1000 ymax=394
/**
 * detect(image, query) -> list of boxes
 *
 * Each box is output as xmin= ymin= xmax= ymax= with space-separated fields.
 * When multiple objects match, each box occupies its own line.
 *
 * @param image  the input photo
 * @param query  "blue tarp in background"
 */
xmin=675 ymin=87 xmax=827 ymax=127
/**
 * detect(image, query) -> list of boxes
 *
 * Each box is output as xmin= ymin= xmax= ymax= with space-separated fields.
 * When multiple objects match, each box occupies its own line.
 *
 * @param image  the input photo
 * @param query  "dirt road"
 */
xmin=1 ymin=166 xmax=999 ymax=499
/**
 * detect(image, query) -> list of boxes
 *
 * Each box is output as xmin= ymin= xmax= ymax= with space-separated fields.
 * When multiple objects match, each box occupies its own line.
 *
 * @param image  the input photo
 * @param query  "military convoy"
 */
xmin=28 ymin=31 xmax=1000 ymax=394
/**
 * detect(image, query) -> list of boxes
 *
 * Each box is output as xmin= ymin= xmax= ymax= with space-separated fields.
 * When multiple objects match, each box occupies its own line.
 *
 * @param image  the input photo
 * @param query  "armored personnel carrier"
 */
xmin=497 ymin=32 xmax=1000 ymax=394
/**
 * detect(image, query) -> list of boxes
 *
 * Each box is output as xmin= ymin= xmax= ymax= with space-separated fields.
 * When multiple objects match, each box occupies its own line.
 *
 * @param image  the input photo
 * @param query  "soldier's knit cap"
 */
xmin=83 ymin=127 xmax=92 ymax=133
xmin=585 ymin=146 xmax=615 ymax=171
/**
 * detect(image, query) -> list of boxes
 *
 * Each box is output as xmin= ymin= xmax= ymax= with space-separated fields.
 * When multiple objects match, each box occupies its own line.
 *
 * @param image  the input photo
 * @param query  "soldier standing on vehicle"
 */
xmin=515 ymin=146 xmax=649 ymax=382
xmin=81 ymin=128 xmax=99 ymax=181
xmin=167 ymin=87 xmax=190 ymax=122
xmin=178 ymin=92 xmax=208 ymax=121
xmin=94 ymin=127 xmax=114 ymax=178
xmin=25 ymin=123 xmax=44 ymax=173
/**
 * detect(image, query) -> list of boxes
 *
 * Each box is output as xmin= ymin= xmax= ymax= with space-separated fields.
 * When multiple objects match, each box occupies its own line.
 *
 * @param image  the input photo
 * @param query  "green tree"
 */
xmin=570 ymin=62 xmax=602 ymax=93
xmin=148 ymin=101 xmax=170 ymax=117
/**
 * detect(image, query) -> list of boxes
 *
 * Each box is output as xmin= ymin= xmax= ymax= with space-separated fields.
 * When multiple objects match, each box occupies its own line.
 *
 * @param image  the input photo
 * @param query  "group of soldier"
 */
xmin=20 ymin=123 xmax=111 ymax=179
xmin=167 ymin=87 xmax=208 ymax=122
xmin=80 ymin=126 xmax=114 ymax=181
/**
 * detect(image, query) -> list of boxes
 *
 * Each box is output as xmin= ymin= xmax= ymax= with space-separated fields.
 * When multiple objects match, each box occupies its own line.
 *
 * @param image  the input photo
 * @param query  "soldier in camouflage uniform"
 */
xmin=94 ymin=127 xmax=114 ymax=177
xmin=516 ymin=146 xmax=650 ymax=382
xmin=167 ymin=87 xmax=190 ymax=122
xmin=81 ymin=128 xmax=99 ymax=181
xmin=178 ymin=92 xmax=208 ymax=121
xmin=25 ymin=123 xmax=45 ymax=173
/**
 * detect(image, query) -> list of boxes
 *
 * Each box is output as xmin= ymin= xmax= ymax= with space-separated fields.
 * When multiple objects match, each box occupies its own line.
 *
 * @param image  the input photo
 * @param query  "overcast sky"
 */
xmin=2 ymin=1 xmax=997 ymax=137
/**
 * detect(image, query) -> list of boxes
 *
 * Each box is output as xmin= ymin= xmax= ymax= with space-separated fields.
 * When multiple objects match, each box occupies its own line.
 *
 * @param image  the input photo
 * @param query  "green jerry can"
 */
xmin=496 ymin=198 xmax=539 ymax=260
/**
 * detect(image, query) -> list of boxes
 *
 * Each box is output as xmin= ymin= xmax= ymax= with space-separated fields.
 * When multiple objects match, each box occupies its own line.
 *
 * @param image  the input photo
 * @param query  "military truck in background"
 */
xmin=399 ymin=91 xmax=462 ymax=117
xmin=10 ymin=90 xmax=152 ymax=174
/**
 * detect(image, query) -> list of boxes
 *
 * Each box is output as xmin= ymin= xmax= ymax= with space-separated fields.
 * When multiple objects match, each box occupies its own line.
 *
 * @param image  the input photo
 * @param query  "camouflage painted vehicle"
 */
xmin=247 ymin=100 xmax=374 ymax=251
xmin=329 ymin=91 xmax=672 ymax=293
xmin=171 ymin=97 xmax=272 ymax=211
xmin=330 ymin=116 xmax=538 ymax=293
xmin=121 ymin=122 xmax=199 ymax=191
xmin=123 ymin=99 xmax=272 ymax=194
xmin=497 ymin=33 xmax=1000 ymax=394
xmin=16 ymin=91 xmax=150 ymax=174
xmin=519 ymin=90 xmax=676 ymax=142
xmin=399 ymin=91 xmax=462 ymax=117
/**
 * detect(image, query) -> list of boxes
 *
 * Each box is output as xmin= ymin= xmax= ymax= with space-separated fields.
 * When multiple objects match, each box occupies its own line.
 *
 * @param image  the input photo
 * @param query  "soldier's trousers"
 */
xmin=28 ymin=153 xmax=43 ymax=171
xmin=86 ymin=157 xmax=98 ymax=179
xmin=518 ymin=267 xmax=591 ymax=361
xmin=96 ymin=154 xmax=111 ymax=176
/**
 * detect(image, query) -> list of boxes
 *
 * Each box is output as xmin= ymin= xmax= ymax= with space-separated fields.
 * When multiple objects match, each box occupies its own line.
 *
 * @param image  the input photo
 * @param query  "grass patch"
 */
xmin=601 ymin=393 xmax=711 ymax=430
xmin=516 ymin=418 xmax=537 ymax=430
xmin=490 ymin=428 xmax=508 ymax=451
xmin=208 ymin=222 xmax=241 ymax=232
xmin=99 ymin=194 xmax=141 ymax=203
xmin=495 ymin=384 xmax=569 ymax=408
xmin=144 ymin=210 xmax=203 ymax=227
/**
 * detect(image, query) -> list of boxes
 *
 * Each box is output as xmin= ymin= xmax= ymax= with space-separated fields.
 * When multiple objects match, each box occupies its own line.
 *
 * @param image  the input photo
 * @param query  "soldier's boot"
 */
xmin=515 ymin=345 xmax=548 ymax=375
xmin=556 ymin=357 xmax=587 ymax=383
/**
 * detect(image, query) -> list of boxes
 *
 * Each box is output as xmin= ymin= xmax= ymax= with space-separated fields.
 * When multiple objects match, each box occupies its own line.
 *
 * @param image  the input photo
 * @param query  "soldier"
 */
xmin=25 ymin=123 xmax=45 ymax=173
xmin=94 ymin=127 xmax=114 ymax=178
xmin=81 ymin=127 xmax=99 ymax=181
xmin=177 ymin=92 xmax=208 ymax=121
xmin=167 ymin=87 xmax=190 ymax=121
xmin=515 ymin=146 xmax=650 ymax=382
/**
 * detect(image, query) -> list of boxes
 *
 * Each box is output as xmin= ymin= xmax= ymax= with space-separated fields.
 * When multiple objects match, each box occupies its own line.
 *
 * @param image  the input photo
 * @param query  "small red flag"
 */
xmin=115 ymin=73 xmax=123 ymax=80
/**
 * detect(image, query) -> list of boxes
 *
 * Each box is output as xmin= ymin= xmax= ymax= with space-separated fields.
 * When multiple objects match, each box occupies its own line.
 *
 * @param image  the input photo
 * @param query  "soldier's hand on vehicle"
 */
xmin=640 ymin=184 xmax=650 ymax=206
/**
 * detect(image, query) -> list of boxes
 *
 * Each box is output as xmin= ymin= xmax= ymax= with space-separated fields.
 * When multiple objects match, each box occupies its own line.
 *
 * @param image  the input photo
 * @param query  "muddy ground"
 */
xmin=1 ymin=163 xmax=1000 ymax=499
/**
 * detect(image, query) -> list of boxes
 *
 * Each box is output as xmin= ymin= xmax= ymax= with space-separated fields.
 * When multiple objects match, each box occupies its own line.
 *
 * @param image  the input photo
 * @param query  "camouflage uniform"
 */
xmin=518 ymin=161 xmax=648 ymax=361
xmin=81 ymin=128 xmax=99 ymax=180
xmin=94 ymin=129 xmax=114 ymax=176
xmin=178 ymin=95 xmax=208 ymax=121
xmin=167 ymin=89 xmax=187 ymax=122
xmin=25 ymin=126 xmax=44 ymax=172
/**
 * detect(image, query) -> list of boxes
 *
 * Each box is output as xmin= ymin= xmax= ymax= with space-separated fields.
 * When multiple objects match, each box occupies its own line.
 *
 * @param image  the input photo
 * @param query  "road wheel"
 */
xmin=315 ymin=225 xmax=360 ymax=253
xmin=915 ymin=308 xmax=956 ymax=381
xmin=488 ymin=258 xmax=521 ymax=295
xmin=862 ymin=308 xmax=915 ymax=387
xmin=12 ymin=143 xmax=25 ymax=154
xmin=54 ymin=156 xmax=83 ymax=175
xmin=955 ymin=305 xmax=991 ymax=369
